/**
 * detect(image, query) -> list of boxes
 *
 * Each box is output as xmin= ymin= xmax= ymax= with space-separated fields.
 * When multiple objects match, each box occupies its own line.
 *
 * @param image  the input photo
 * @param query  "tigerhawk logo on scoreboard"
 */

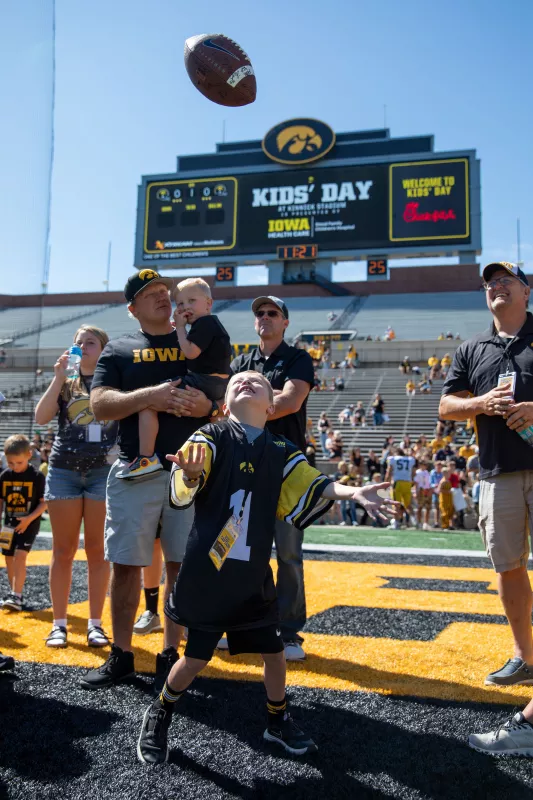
xmin=251 ymin=180 xmax=374 ymax=207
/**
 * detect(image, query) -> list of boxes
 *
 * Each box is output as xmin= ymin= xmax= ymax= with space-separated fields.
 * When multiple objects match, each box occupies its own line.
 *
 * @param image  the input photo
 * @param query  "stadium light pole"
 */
xmin=103 ymin=240 xmax=112 ymax=291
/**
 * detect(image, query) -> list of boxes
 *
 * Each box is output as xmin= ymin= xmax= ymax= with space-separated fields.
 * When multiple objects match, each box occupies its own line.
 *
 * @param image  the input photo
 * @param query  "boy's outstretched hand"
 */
xmin=352 ymin=482 xmax=400 ymax=523
xmin=166 ymin=443 xmax=205 ymax=481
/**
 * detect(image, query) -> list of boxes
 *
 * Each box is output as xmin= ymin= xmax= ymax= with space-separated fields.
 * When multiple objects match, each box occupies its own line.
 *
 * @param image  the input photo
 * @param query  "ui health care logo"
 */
xmin=262 ymin=118 xmax=336 ymax=165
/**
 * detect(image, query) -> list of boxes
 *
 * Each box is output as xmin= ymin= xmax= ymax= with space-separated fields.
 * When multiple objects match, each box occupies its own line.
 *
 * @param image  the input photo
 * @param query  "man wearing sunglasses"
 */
xmin=439 ymin=262 xmax=533 ymax=755
xmin=227 ymin=296 xmax=314 ymax=661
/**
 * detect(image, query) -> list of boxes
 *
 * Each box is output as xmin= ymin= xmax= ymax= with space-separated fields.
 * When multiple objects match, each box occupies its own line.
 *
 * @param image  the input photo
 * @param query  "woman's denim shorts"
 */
xmin=45 ymin=463 xmax=110 ymax=502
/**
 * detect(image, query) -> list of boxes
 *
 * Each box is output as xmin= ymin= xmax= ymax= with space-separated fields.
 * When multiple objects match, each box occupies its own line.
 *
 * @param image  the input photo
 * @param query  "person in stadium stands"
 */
xmin=117 ymin=277 xmax=231 ymax=481
xmin=430 ymin=428 xmax=447 ymax=455
xmin=329 ymin=430 xmax=344 ymax=461
xmin=366 ymin=449 xmax=380 ymax=479
xmin=228 ymin=296 xmax=315 ymax=662
xmin=414 ymin=460 xmax=432 ymax=530
xmin=349 ymin=446 xmax=363 ymax=477
xmin=437 ymin=468 xmax=454 ymax=530
xmin=136 ymin=371 xmax=398 ymax=765
xmin=338 ymin=404 xmax=353 ymax=425
xmin=0 ymin=434 xmax=47 ymax=611
xmin=346 ymin=344 xmax=356 ymax=369
xmin=399 ymin=356 xmax=411 ymax=374
xmin=441 ymin=353 xmax=452 ymax=376
xmin=80 ymin=270 xmax=213 ymax=691
xmin=414 ymin=434 xmax=429 ymax=454
xmin=350 ymin=401 xmax=366 ymax=427
xmin=429 ymin=460 xmax=444 ymax=526
xmin=317 ymin=411 xmax=330 ymax=454
xmin=439 ymin=262 xmax=533 ymax=755
xmin=386 ymin=447 xmax=416 ymax=529
xmin=372 ymin=393 xmax=385 ymax=426
xmin=35 ymin=325 xmax=117 ymax=649
xmin=405 ymin=378 xmax=416 ymax=397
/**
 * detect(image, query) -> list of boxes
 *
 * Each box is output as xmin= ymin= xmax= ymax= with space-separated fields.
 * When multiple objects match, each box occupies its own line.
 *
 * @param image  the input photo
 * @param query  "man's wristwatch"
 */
xmin=209 ymin=400 xmax=220 ymax=418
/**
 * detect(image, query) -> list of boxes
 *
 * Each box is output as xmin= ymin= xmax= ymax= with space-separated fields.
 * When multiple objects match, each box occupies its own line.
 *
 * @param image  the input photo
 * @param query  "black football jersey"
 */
xmin=166 ymin=418 xmax=332 ymax=631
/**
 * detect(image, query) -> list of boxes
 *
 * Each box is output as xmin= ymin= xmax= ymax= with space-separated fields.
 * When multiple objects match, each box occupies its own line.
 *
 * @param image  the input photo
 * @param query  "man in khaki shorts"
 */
xmin=80 ymin=270 xmax=215 ymax=693
xmin=440 ymin=261 xmax=533 ymax=755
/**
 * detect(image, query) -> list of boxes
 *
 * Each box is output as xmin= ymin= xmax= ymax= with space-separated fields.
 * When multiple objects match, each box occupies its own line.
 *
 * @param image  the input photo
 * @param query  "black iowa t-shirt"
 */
xmin=92 ymin=330 xmax=207 ymax=465
xmin=0 ymin=465 xmax=45 ymax=533
xmin=186 ymin=314 xmax=231 ymax=375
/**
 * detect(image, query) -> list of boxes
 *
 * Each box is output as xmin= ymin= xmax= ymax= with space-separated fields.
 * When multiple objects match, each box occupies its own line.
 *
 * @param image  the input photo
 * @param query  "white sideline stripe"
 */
xmin=300 ymin=543 xmax=495 ymax=558
xmin=37 ymin=532 xmax=84 ymax=540
xmin=35 ymin=533 xmax=527 ymax=561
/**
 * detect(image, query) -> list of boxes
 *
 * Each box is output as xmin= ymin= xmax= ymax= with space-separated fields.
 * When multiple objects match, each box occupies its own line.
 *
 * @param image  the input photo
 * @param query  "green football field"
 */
xmin=38 ymin=517 xmax=484 ymax=552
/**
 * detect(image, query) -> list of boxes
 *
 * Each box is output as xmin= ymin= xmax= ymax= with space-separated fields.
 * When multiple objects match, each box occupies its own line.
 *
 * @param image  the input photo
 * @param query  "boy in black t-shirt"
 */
xmin=136 ymin=371 xmax=397 ymax=765
xmin=118 ymin=277 xmax=231 ymax=480
xmin=0 ymin=434 xmax=47 ymax=611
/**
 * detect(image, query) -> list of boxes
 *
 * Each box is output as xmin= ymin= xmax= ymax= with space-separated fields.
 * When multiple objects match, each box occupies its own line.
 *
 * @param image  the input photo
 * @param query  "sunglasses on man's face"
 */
xmin=255 ymin=309 xmax=282 ymax=318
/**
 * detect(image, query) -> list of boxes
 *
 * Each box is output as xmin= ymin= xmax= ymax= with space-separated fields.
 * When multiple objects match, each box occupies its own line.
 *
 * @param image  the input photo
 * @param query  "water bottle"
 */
xmin=518 ymin=427 xmax=533 ymax=447
xmin=65 ymin=345 xmax=82 ymax=379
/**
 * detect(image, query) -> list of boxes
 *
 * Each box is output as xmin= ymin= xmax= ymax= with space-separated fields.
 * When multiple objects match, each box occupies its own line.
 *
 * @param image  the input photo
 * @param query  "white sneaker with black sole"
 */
xmin=469 ymin=712 xmax=533 ymax=755
xmin=284 ymin=641 xmax=306 ymax=661
xmin=1 ymin=592 xmax=22 ymax=611
xmin=133 ymin=611 xmax=163 ymax=635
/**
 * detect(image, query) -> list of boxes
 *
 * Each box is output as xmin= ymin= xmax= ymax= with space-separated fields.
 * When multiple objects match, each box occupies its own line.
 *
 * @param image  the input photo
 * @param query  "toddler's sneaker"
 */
xmin=116 ymin=455 xmax=164 ymax=480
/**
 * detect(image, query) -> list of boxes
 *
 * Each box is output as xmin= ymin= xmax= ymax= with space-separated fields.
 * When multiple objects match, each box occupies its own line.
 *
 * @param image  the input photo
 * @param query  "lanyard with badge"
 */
xmin=497 ymin=337 xmax=533 ymax=445
xmin=81 ymin=375 xmax=104 ymax=443
xmin=208 ymin=433 xmax=266 ymax=571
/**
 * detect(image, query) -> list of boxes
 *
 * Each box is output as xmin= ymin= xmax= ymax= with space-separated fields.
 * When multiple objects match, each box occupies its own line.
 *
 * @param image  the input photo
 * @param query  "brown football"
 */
xmin=184 ymin=33 xmax=256 ymax=107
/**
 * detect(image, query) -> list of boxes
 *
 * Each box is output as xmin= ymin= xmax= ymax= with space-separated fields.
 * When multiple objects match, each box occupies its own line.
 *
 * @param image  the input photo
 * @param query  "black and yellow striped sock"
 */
xmin=159 ymin=680 xmax=184 ymax=711
xmin=267 ymin=697 xmax=287 ymax=729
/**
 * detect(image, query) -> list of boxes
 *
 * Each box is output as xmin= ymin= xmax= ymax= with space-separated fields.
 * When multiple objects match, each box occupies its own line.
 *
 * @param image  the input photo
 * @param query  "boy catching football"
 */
xmin=137 ymin=371 xmax=397 ymax=765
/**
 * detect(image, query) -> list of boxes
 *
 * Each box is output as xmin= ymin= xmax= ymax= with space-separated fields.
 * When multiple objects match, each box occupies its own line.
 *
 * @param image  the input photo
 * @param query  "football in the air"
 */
xmin=184 ymin=33 xmax=256 ymax=107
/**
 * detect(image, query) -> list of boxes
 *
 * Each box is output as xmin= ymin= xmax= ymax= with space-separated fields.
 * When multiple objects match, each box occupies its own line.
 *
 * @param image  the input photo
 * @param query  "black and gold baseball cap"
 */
xmin=124 ymin=269 xmax=174 ymax=302
xmin=251 ymin=295 xmax=289 ymax=319
xmin=483 ymin=261 xmax=529 ymax=287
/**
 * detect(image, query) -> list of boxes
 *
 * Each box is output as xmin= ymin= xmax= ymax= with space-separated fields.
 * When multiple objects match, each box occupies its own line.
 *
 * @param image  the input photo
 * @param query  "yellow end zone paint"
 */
xmin=0 ymin=550 xmax=528 ymax=705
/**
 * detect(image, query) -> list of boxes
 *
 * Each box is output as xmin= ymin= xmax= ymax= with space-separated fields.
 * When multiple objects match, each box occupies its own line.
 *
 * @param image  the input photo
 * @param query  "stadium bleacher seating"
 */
xmin=216 ymin=296 xmax=354 ymax=343
xmin=351 ymin=292 xmax=489 ymax=340
xmin=306 ymin=366 xmax=466 ymax=473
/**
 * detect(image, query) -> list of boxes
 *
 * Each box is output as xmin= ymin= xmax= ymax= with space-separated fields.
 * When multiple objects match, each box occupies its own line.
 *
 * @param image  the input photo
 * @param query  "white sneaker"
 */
xmin=423 ymin=523 xmax=431 ymax=531
xmin=284 ymin=641 xmax=306 ymax=661
xmin=133 ymin=611 xmax=163 ymax=635
xmin=216 ymin=636 xmax=229 ymax=650
xmin=469 ymin=712 xmax=533 ymax=755
xmin=338 ymin=521 xmax=347 ymax=526
xmin=387 ymin=520 xmax=399 ymax=530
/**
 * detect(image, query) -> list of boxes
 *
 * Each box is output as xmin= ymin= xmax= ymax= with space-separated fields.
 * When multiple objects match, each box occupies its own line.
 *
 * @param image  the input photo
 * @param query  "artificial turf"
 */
xmin=3 ymin=545 xmax=533 ymax=798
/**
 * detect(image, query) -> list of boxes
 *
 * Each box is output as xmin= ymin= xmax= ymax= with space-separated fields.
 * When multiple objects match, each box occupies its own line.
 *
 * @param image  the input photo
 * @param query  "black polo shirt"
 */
xmin=442 ymin=312 xmax=533 ymax=479
xmin=230 ymin=340 xmax=314 ymax=452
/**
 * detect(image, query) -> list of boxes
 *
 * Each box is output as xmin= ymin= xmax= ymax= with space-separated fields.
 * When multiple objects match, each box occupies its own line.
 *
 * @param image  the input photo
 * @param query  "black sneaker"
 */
xmin=264 ymin=713 xmax=318 ymax=755
xmin=137 ymin=699 xmax=173 ymax=765
xmin=153 ymin=647 xmax=178 ymax=696
xmin=0 ymin=652 xmax=15 ymax=672
xmin=80 ymin=644 xmax=135 ymax=690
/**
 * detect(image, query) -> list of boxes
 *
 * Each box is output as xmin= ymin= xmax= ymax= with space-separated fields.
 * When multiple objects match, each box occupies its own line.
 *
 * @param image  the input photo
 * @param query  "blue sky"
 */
xmin=0 ymin=0 xmax=532 ymax=295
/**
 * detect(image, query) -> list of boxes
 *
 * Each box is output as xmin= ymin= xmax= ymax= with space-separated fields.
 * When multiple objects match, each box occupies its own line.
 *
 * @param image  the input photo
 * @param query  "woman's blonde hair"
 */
xmin=65 ymin=325 xmax=109 ymax=398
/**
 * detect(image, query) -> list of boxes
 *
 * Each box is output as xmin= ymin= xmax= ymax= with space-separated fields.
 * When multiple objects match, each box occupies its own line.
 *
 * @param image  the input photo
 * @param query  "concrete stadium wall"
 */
xmin=0 ymin=264 xmax=481 ymax=308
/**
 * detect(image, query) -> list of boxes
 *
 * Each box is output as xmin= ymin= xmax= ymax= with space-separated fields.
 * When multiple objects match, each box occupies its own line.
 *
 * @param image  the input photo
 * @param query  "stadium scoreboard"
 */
xmin=136 ymin=128 xmax=480 ymax=268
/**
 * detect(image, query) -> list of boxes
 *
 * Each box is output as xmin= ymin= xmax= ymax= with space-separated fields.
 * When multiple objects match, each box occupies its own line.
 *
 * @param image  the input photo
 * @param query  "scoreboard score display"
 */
xmin=141 ymin=157 xmax=472 ymax=262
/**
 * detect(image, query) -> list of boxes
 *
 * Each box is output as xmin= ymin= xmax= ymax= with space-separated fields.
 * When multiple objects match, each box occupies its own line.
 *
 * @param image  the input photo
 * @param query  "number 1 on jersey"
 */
xmin=227 ymin=489 xmax=251 ymax=561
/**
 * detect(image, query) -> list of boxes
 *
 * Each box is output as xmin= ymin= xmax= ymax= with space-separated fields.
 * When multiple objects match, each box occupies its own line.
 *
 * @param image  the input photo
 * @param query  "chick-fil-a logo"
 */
xmin=403 ymin=202 xmax=457 ymax=223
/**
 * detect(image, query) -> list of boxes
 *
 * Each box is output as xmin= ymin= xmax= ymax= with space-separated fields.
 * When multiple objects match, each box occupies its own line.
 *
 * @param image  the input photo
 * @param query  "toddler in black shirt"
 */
xmin=118 ymin=278 xmax=231 ymax=480
xmin=0 ymin=434 xmax=47 ymax=611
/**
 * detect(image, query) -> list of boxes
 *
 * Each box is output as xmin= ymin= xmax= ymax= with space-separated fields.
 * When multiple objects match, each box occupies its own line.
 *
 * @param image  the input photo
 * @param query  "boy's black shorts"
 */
xmin=184 ymin=624 xmax=284 ymax=662
xmin=0 ymin=521 xmax=40 ymax=557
